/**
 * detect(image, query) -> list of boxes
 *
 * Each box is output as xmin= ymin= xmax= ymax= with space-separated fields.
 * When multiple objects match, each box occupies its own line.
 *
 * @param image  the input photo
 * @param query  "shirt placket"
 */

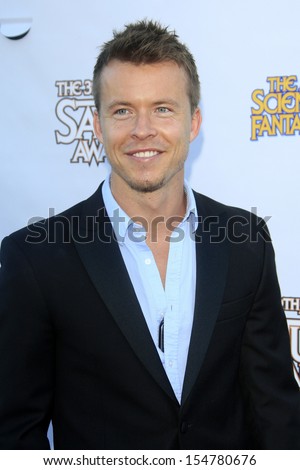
xmin=164 ymin=230 xmax=184 ymax=401
xmin=128 ymin=223 xmax=167 ymax=357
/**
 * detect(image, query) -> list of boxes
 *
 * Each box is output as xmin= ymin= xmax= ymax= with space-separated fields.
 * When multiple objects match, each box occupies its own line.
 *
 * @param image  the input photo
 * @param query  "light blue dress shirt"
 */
xmin=102 ymin=177 xmax=198 ymax=403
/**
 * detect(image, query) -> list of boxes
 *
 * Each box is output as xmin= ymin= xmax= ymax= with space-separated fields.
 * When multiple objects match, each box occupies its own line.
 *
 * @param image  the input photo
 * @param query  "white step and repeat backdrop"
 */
xmin=1 ymin=0 xmax=299 ymax=395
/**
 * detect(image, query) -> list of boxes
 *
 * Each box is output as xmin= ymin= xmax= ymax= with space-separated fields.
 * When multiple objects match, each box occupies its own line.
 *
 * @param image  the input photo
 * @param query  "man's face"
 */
xmin=94 ymin=60 xmax=201 ymax=194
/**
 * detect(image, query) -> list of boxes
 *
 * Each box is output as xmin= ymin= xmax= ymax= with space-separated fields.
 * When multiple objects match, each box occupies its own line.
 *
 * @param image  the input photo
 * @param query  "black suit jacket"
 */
xmin=0 ymin=185 xmax=299 ymax=449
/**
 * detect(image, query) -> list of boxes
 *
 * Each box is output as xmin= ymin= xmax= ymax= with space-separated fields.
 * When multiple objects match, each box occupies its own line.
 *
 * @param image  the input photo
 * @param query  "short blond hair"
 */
xmin=93 ymin=19 xmax=200 ymax=113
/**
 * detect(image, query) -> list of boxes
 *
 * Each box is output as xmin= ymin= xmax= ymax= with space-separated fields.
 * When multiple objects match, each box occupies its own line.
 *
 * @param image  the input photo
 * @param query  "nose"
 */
xmin=131 ymin=111 xmax=158 ymax=139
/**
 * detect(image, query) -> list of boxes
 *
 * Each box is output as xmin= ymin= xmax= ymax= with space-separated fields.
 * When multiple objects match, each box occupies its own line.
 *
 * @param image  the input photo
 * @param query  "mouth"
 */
xmin=126 ymin=149 xmax=162 ymax=159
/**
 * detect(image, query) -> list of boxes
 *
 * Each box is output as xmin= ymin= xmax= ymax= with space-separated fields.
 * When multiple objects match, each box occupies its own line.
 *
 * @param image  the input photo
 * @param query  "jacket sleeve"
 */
xmin=240 ymin=235 xmax=300 ymax=449
xmin=0 ymin=235 xmax=54 ymax=449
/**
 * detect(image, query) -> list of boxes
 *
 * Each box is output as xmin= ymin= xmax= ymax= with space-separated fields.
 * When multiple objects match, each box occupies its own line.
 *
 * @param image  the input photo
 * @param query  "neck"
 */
xmin=110 ymin=174 xmax=186 ymax=232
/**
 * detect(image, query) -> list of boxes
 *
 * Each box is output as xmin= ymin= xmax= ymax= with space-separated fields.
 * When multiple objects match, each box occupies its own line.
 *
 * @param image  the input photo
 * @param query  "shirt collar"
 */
xmin=183 ymin=181 xmax=199 ymax=232
xmin=102 ymin=175 xmax=198 ymax=243
xmin=102 ymin=176 xmax=131 ymax=242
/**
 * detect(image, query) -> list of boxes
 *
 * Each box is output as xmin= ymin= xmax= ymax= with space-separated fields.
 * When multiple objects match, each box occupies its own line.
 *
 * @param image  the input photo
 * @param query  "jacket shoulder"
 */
xmin=193 ymin=191 xmax=255 ymax=219
xmin=193 ymin=191 xmax=271 ymax=243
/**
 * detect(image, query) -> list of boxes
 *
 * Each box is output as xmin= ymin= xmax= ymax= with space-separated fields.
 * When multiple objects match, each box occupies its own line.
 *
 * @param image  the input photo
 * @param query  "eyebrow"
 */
xmin=106 ymin=101 xmax=132 ymax=111
xmin=152 ymin=99 xmax=181 ymax=109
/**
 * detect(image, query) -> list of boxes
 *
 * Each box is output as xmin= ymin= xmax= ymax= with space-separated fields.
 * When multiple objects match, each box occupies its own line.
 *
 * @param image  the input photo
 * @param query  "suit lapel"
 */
xmin=74 ymin=185 xmax=176 ymax=402
xmin=181 ymin=198 xmax=230 ymax=404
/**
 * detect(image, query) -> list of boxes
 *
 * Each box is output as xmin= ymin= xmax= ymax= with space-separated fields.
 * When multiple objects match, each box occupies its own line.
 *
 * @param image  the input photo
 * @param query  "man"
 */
xmin=0 ymin=20 xmax=299 ymax=450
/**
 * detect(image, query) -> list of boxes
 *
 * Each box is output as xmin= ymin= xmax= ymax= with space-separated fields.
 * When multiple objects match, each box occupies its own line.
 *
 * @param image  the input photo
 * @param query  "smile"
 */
xmin=130 ymin=150 xmax=161 ymax=158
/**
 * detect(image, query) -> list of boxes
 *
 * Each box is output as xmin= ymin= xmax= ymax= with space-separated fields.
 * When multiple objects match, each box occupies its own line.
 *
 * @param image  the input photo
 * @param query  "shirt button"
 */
xmin=169 ymin=360 xmax=173 ymax=367
xmin=145 ymin=258 xmax=151 ymax=265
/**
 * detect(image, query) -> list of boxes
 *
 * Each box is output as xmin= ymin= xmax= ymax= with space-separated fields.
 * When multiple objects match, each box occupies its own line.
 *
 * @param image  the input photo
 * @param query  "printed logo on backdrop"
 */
xmin=54 ymin=80 xmax=105 ymax=165
xmin=282 ymin=296 xmax=300 ymax=387
xmin=0 ymin=18 xmax=32 ymax=40
xmin=251 ymin=75 xmax=300 ymax=141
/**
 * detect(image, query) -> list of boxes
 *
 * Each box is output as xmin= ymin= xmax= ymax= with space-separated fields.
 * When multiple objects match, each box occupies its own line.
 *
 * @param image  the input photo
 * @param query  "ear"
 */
xmin=93 ymin=110 xmax=103 ymax=142
xmin=189 ymin=107 xmax=202 ymax=143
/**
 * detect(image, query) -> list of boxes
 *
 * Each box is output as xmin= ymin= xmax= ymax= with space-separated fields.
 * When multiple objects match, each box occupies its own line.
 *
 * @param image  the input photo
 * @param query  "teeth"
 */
xmin=132 ymin=150 xmax=159 ymax=158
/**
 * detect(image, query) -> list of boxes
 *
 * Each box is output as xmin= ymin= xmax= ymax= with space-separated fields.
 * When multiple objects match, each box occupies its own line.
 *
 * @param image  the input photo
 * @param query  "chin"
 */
xmin=128 ymin=178 xmax=166 ymax=193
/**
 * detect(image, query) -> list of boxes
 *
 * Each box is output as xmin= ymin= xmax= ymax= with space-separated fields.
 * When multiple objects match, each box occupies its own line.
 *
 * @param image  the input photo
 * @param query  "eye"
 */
xmin=114 ymin=108 xmax=130 ymax=116
xmin=156 ymin=106 xmax=170 ymax=113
